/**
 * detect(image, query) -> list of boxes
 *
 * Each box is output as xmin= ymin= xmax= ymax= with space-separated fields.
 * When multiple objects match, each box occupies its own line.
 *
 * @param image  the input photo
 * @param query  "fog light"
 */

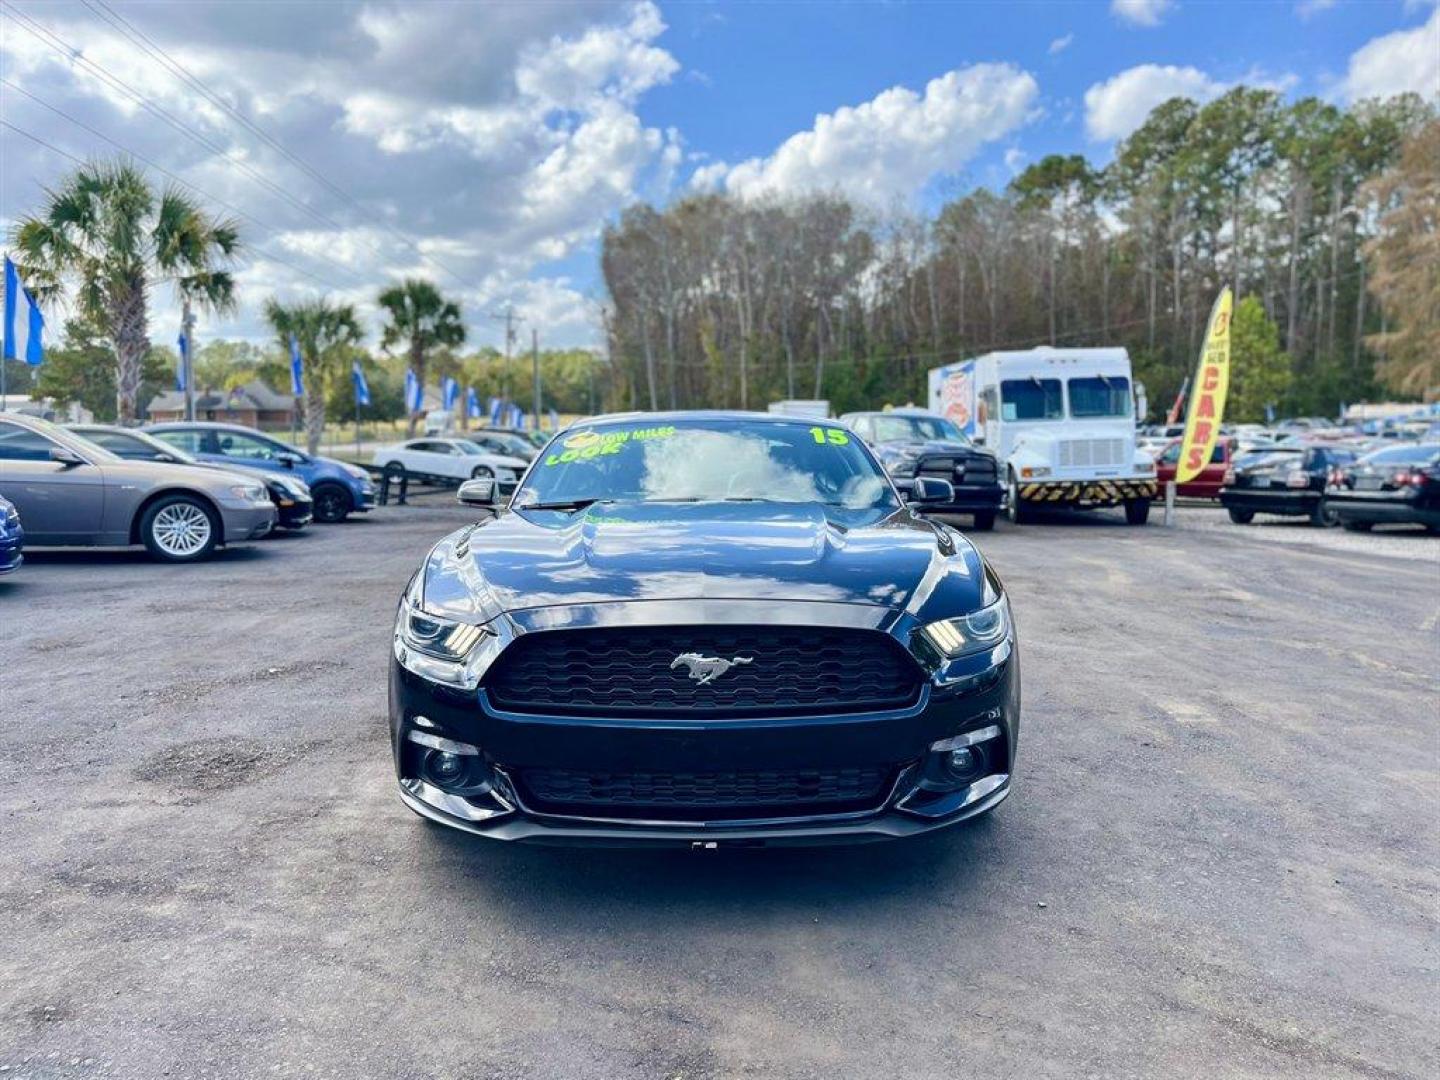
xmin=423 ymin=749 xmax=467 ymax=788
xmin=948 ymin=746 xmax=978 ymax=773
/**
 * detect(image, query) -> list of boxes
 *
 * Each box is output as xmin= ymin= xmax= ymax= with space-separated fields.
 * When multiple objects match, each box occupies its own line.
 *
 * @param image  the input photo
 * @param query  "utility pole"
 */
xmin=531 ymin=328 xmax=542 ymax=432
xmin=488 ymin=306 xmax=523 ymax=419
xmin=182 ymin=297 xmax=196 ymax=422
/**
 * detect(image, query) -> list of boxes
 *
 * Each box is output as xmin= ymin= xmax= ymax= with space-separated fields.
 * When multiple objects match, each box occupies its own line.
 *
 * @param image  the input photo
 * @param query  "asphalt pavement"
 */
xmin=1 ymin=498 xmax=1436 ymax=1079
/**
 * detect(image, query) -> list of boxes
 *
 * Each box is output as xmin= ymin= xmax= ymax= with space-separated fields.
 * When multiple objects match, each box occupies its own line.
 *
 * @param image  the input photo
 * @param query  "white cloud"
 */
xmin=1110 ymin=0 xmax=1174 ymax=27
xmin=1048 ymin=33 xmax=1074 ymax=55
xmin=1339 ymin=5 xmax=1440 ymax=103
xmin=1295 ymin=0 xmax=1338 ymax=18
xmin=0 ymin=1 xmax=677 ymax=349
xmin=1084 ymin=64 xmax=1223 ymax=140
xmin=1003 ymin=148 xmax=1027 ymax=174
xmin=696 ymin=64 xmax=1039 ymax=204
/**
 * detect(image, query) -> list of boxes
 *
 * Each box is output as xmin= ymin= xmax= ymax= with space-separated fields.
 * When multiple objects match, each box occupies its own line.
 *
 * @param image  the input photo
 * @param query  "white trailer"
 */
xmin=927 ymin=347 xmax=1157 ymax=524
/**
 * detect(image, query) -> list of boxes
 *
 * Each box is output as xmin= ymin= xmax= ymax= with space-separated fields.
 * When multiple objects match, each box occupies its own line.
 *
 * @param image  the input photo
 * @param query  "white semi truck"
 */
xmin=927 ymin=347 xmax=1157 ymax=524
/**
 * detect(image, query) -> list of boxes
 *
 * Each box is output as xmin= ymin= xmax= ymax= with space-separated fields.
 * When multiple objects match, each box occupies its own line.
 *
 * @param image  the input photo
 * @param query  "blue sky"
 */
xmin=1 ymin=0 xmax=1436 ymax=349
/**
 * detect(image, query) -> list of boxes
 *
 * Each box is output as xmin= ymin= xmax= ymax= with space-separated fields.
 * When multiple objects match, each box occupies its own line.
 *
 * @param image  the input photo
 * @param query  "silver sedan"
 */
xmin=0 ymin=413 xmax=277 ymax=562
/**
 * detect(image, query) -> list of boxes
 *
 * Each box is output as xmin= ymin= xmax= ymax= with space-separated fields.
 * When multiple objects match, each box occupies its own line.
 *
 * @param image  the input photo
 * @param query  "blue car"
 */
xmin=146 ymin=422 xmax=375 ymax=523
xmin=0 ymin=492 xmax=23 ymax=575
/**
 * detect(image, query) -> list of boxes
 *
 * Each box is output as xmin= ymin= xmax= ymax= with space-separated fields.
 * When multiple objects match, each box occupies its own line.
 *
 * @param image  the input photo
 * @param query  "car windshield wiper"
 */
xmin=521 ymin=498 xmax=607 ymax=512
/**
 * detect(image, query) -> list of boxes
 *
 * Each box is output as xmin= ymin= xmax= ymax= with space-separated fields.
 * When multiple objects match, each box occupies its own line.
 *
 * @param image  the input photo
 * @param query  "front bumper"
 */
xmin=1016 ymin=477 xmax=1156 ymax=507
xmin=1219 ymin=487 xmax=1317 ymax=516
xmin=390 ymin=616 xmax=1020 ymax=847
xmin=1327 ymin=491 xmax=1439 ymax=527
xmin=218 ymin=503 xmax=278 ymax=542
xmin=273 ymin=497 xmax=314 ymax=528
xmin=910 ymin=482 xmax=1003 ymax=516
xmin=0 ymin=537 xmax=22 ymax=575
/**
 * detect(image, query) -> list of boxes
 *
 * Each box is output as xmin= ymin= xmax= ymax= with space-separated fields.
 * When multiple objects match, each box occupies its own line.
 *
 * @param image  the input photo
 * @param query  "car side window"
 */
xmin=1159 ymin=443 xmax=1181 ymax=465
xmin=86 ymin=432 xmax=149 ymax=458
xmin=852 ymin=417 xmax=872 ymax=442
xmin=217 ymin=432 xmax=280 ymax=460
xmin=0 ymin=422 xmax=56 ymax=460
xmin=152 ymin=429 xmax=203 ymax=454
xmin=1210 ymin=444 xmax=1226 ymax=464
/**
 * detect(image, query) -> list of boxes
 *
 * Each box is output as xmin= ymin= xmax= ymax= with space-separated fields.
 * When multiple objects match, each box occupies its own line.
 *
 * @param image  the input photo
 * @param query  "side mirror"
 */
xmin=457 ymin=478 xmax=497 ymax=508
xmin=908 ymin=476 xmax=954 ymax=504
xmin=277 ymin=452 xmax=302 ymax=468
xmin=49 ymin=446 xmax=84 ymax=468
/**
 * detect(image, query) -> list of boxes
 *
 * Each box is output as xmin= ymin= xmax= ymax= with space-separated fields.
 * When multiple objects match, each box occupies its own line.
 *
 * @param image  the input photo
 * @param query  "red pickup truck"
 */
xmin=1152 ymin=438 xmax=1235 ymax=499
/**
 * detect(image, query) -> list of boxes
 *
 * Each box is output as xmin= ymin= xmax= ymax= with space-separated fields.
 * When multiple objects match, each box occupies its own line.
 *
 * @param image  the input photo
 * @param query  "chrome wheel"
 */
xmin=151 ymin=502 xmax=212 ymax=557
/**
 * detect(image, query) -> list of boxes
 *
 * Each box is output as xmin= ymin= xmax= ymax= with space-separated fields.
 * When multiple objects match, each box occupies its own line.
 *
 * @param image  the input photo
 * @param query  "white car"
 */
xmin=372 ymin=438 xmax=528 ymax=490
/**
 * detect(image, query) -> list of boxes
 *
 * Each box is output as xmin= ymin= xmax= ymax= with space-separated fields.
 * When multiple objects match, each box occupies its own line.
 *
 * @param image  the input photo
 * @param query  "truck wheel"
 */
xmin=140 ymin=494 xmax=220 ymax=562
xmin=312 ymin=483 xmax=353 ymax=523
xmin=1124 ymin=498 xmax=1151 ymax=525
xmin=1006 ymin=476 xmax=1032 ymax=524
xmin=1227 ymin=508 xmax=1255 ymax=525
xmin=971 ymin=511 xmax=996 ymax=532
xmin=1310 ymin=499 xmax=1339 ymax=528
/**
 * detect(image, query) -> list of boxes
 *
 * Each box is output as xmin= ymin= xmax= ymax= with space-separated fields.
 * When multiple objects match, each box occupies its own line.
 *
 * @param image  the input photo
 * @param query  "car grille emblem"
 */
xmin=670 ymin=652 xmax=753 ymax=686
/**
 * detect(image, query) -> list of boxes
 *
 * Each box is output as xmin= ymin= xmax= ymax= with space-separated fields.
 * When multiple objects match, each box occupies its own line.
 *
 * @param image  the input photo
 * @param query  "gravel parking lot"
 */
xmin=2 ymin=500 xmax=1436 ymax=1079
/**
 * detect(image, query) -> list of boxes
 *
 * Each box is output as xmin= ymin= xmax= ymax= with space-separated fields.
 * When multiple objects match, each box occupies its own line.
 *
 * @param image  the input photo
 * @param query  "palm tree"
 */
xmin=264 ymin=297 xmax=362 ymax=455
xmin=11 ymin=159 xmax=240 ymax=422
xmin=377 ymin=278 xmax=466 ymax=435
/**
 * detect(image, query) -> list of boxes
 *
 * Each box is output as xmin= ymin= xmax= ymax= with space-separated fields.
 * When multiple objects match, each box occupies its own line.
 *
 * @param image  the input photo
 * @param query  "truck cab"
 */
xmin=929 ymin=347 xmax=1156 ymax=524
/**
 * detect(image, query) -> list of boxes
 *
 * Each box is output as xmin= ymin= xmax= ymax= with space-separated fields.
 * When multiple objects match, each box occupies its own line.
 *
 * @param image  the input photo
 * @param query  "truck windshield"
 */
xmin=1001 ymin=379 xmax=1063 ymax=421
xmin=869 ymin=415 xmax=967 ymax=443
xmin=1069 ymin=376 xmax=1132 ymax=419
xmin=514 ymin=419 xmax=898 ymax=510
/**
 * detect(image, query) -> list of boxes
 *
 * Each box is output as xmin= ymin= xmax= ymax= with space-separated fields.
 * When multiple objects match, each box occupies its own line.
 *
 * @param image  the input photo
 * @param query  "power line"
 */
xmin=0 ymin=80 xmax=369 ymax=293
xmin=75 ymin=0 xmax=486 ymax=299
xmin=0 ymin=119 xmax=86 ymax=165
xmin=0 ymin=2 xmax=390 ymax=261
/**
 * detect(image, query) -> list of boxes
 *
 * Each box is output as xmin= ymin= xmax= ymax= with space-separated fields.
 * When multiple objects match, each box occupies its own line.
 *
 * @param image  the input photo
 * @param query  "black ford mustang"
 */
xmin=390 ymin=412 xmax=1019 ymax=846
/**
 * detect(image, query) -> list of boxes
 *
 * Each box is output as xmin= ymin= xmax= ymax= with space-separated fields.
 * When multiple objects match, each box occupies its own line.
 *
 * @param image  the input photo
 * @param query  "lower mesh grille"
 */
xmin=519 ymin=766 xmax=892 ymax=820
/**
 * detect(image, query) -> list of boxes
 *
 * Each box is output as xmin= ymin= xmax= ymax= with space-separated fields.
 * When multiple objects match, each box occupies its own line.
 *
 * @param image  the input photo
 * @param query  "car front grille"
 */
xmin=1059 ymin=438 xmax=1127 ymax=468
xmin=518 ymin=765 xmax=893 ymax=820
xmin=485 ymin=625 xmax=923 ymax=718
xmin=917 ymin=454 xmax=996 ymax=482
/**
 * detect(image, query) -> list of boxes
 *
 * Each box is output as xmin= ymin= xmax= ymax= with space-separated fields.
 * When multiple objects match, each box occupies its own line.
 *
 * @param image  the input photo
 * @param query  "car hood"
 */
xmin=419 ymin=500 xmax=988 ymax=623
xmin=98 ymin=457 xmax=261 ymax=491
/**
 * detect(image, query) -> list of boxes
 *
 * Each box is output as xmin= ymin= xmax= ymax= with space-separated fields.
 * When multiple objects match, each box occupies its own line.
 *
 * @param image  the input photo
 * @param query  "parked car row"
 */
xmin=0 ymin=413 xmax=381 ymax=570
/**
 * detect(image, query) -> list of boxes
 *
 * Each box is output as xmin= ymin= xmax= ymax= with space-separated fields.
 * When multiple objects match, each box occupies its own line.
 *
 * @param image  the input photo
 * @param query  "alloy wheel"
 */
xmin=151 ymin=502 xmax=213 ymax=557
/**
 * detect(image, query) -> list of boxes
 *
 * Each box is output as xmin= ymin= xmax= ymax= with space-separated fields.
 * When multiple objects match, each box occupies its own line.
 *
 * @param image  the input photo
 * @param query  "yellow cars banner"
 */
xmin=1177 ymin=288 xmax=1233 ymax=484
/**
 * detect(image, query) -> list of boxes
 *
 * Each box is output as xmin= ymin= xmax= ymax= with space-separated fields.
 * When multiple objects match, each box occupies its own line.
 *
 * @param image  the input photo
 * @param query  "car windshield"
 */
xmin=82 ymin=428 xmax=199 ymax=464
xmin=1235 ymin=449 xmax=1301 ymax=469
xmin=1359 ymin=443 xmax=1440 ymax=467
xmin=1069 ymin=376 xmax=1131 ymax=419
xmin=868 ymin=415 xmax=967 ymax=443
xmin=514 ymin=419 xmax=898 ymax=510
xmin=1001 ymin=378 xmax=1063 ymax=421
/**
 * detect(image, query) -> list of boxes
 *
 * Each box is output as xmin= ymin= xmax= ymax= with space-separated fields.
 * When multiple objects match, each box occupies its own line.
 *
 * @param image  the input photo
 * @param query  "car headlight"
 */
xmin=888 ymin=458 xmax=919 ymax=479
xmin=229 ymin=483 xmax=267 ymax=502
xmin=1135 ymin=461 xmax=1155 ymax=474
xmin=277 ymin=475 xmax=310 ymax=498
xmin=920 ymin=596 xmax=1011 ymax=659
xmin=393 ymin=577 xmax=499 ymax=689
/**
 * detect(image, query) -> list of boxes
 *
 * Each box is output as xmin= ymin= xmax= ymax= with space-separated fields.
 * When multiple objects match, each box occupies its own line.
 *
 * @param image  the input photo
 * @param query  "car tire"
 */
xmin=971 ymin=511 xmax=996 ymax=532
xmin=1006 ymin=475 xmax=1032 ymax=525
xmin=1227 ymin=507 xmax=1255 ymax=525
xmin=1342 ymin=520 xmax=1373 ymax=532
xmin=139 ymin=494 xmax=220 ymax=563
xmin=1310 ymin=498 xmax=1340 ymax=528
xmin=471 ymin=465 xmax=494 ymax=480
xmin=1124 ymin=498 xmax=1151 ymax=525
xmin=312 ymin=482 xmax=353 ymax=524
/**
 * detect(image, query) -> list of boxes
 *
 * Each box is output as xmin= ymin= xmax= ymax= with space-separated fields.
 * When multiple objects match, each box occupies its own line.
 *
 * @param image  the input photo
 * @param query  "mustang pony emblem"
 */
xmin=670 ymin=652 xmax=753 ymax=686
